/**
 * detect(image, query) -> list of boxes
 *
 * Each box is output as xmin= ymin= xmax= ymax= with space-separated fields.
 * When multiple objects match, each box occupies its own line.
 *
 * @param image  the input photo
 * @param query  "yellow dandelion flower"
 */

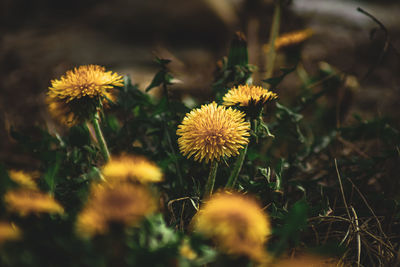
xmin=180 ymin=241 xmax=197 ymax=260
xmin=47 ymin=65 xmax=124 ymax=125
xmin=223 ymin=84 xmax=277 ymax=108
xmin=176 ymin=102 xmax=250 ymax=163
xmin=76 ymin=183 xmax=157 ymax=237
xmin=0 ymin=222 xmax=21 ymax=244
xmin=4 ymin=189 xmax=64 ymax=216
xmin=193 ymin=192 xmax=271 ymax=262
xmin=272 ymin=254 xmax=340 ymax=267
xmin=263 ymin=29 xmax=314 ymax=52
xmin=8 ymin=170 xmax=38 ymax=190
xmin=76 ymin=206 xmax=107 ymax=238
xmin=102 ymin=154 xmax=163 ymax=184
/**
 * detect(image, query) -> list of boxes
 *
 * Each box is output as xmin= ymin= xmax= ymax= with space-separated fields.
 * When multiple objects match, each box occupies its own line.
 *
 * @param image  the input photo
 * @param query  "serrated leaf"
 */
xmin=259 ymin=167 xmax=271 ymax=183
xmin=258 ymin=121 xmax=275 ymax=138
xmin=227 ymin=32 xmax=249 ymax=67
xmin=146 ymin=71 xmax=165 ymax=92
xmin=263 ymin=65 xmax=296 ymax=89
xmin=275 ymin=102 xmax=303 ymax=122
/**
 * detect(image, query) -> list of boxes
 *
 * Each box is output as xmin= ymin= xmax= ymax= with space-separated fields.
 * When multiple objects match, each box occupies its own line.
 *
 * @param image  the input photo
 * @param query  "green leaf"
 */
xmin=146 ymin=71 xmax=166 ymax=92
xmin=155 ymin=58 xmax=171 ymax=65
xmin=227 ymin=32 xmax=249 ymax=67
xmin=274 ymin=158 xmax=287 ymax=191
xmin=276 ymin=102 xmax=303 ymax=122
xmin=263 ymin=65 xmax=297 ymax=89
xmin=145 ymin=214 xmax=178 ymax=251
xmin=43 ymin=152 xmax=63 ymax=194
xmin=272 ymin=200 xmax=309 ymax=255
xmin=259 ymin=167 xmax=272 ymax=183
xmin=146 ymin=57 xmax=174 ymax=92
xmin=258 ymin=121 xmax=275 ymax=138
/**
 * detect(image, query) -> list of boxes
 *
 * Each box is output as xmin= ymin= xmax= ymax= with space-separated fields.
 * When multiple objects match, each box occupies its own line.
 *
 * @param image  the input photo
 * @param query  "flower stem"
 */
xmin=92 ymin=112 xmax=110 ymax=162
xmin=161 ymin=82 xmax=184 ymax=190
xmin=225 ymin=144 xmax=248 ymax=189
xmin=265 ymin=0 xmax=281 ymax=79
xmin=204 ymin=161 xmax=218 ymax=198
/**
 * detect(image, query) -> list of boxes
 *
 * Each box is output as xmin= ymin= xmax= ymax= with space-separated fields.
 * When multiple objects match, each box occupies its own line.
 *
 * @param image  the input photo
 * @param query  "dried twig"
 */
xmin=335 ymin=159 xmax=352 ymax=221
xmin=350 ymin=206 xmax=361 ymax=267
xmin=167 ymin=196 xmax=199 ymax=226
xmin=357 ymin=7 xmax=390 ymax=81
xmin=337 ymin=136 xmax=370 ymax=159
xmin=346 ymin=177 xmax=390 ymax=242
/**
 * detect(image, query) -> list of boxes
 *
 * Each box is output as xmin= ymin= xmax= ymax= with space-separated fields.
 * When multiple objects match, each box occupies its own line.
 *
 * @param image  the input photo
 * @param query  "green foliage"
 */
xmin=1 ymin=30 xmax=399 ymax=267
xmin=263 ymin=65 xmax=297 ymax=90
xmin=212 ymin=32 xmax=255 ymax=101
xmin=272 ymin=200 xmax=309 ymax=255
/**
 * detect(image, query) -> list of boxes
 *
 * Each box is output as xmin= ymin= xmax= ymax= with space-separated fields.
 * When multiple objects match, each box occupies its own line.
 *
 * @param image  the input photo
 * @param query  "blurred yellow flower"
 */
xmin=272 ymin=254 xmax=340 ymax=267
xmin=0 ymin=222 xmax=21 ymax=244
xmin=177 ymin=102 xmax=250 ymax=163
xmin=263 ymin=28 xmax=314 ymax=52
xmin=180 ymin=241 xmax=197 ymax=260
xmin=47 ymin=65 xmax=124 ymax=125
xmin=102 ymin=154 xmax=163 ymax=184
xmin=76 ymin=183 xmax=157 ymax=238
xmin=222 ymin=84 xmax=277 ymax=108
xmin=4 ymin=189 xmax=64 ymax=216
xmin=8 ymin=170 xmax=38 ymax=190
xmin=75 ymin=206 xmax=106 ymax=238
xmin=193 ymin=192 xmax=270 ymax=262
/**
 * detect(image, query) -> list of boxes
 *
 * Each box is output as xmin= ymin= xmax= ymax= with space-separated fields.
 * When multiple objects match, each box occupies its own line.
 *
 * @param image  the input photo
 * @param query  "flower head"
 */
xmin=0 ymin=222 xmax=21 ymax=244
xmin=4 ymin=189 xmax=64 ymax=216
xmin=102 ymin=154 xmax=163 ymax=184
xmin=193 ymin=192 xmax=270 ymax=261
xmin=264 ymin=28 xmax=314 ymax=52
xmin=223 ymin=84 xmax=277 ymax=108
xmin=177 ymin=102 xmax=250 ymax=163
xmin=179 ymin=240 xmax=198 ymax=260
xmin=47 ymin=65 xmax=124 ymax=125
xmin=274 ymin=254 xmax=339 ymax=267
xmin=75 ymin=206 xmax=106 ymax=238
xmin=76 ymin=183 xmax=157 ymax=238
xmin=8 ymin=170 xmax=38 ymax=190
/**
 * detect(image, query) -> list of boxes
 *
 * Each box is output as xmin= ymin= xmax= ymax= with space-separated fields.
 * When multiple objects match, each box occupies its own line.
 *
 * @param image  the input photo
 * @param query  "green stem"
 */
xmin=162 ymin=83 xmax=184 ymax=189
xmin=252 ymin=118 xmax=259 ymax=143
xmin=164 ymin=124 xmax=184 ymax=188
xmin=225 ymin=144 xmax=248 ymax=189
xmin=265 ymin=0 xmax=281 ymax=79
xmin=92 ymin=112 xmax=110 ymax=162
xmin=204 ymin=161 xmax=218 ymax=198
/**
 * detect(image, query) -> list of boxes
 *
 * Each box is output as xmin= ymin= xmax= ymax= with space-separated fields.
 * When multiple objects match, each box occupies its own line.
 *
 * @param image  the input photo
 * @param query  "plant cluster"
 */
xmin=1 ymin=23 xmax=399 ymax=267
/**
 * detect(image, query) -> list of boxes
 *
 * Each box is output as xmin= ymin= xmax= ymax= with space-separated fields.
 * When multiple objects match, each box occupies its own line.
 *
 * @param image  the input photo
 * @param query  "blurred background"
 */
xmin=1 ymin=0 xmax=399 ymax=166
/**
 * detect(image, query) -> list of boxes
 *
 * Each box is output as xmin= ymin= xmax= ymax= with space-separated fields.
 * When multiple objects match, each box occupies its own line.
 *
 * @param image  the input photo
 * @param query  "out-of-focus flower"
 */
xmin=47 ymin=65 xmax=123 ymax=125
xmin=75 ymin=205 xmax=106 ymax=238
xmin=177 ymin=102 xmax=250 ymax=163
xmin=263 ymin=29 xmax=314 ymax=52
xmin=102 ymin=154 xmax=163 ymax=184
xmin=0 ymin=222 xmax=21 ymax=244
xmin=76 ymin=183 xmax=157 ymax=238
xmin=8 ymin=170 xmax=38 ymax=190
xmin=193 ymin=192 xmax=270 ymax=261
xmin=4 ymin=189 xmax=64 ymax=216
xmin=272 ymin=254 xmax=340 ymax=267
xmin=179 ymin=240 xmax=198 ymax=260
